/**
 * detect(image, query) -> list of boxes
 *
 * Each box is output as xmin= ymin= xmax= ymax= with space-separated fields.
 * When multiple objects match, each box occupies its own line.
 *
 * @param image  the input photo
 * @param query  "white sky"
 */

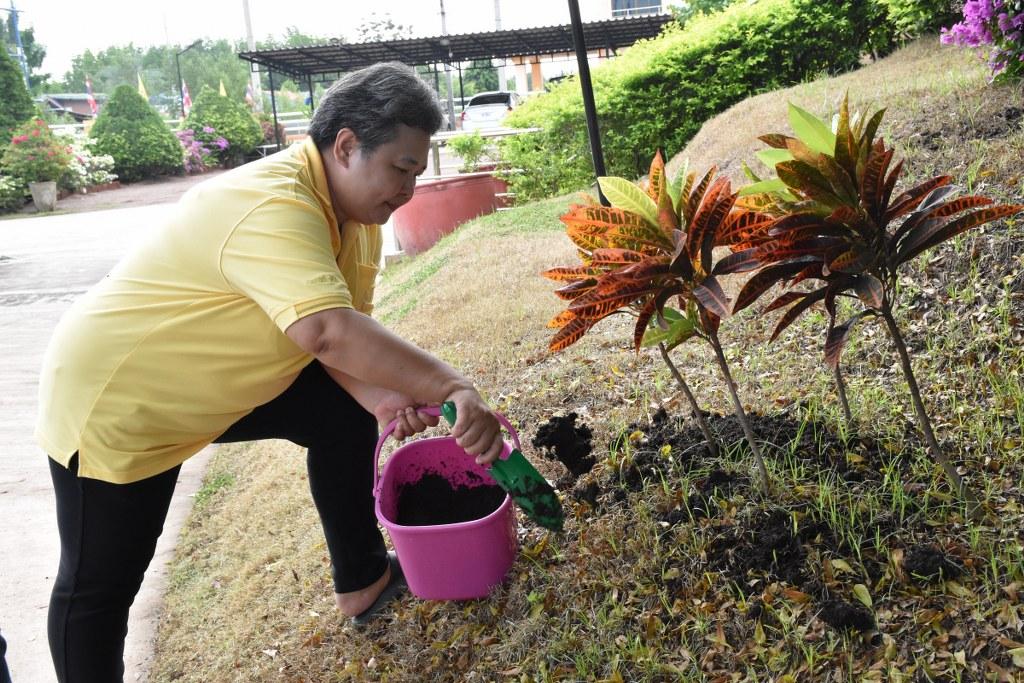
xmin=17 ymin=0 xmax=615 ymax=79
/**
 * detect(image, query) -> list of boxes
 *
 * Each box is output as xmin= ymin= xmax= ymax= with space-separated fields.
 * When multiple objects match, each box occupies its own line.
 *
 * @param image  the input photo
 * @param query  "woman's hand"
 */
xmin=445 ymin=388 xmax=503 ymax=465
xmin=373 ymin=392 xmax=439 ymax=441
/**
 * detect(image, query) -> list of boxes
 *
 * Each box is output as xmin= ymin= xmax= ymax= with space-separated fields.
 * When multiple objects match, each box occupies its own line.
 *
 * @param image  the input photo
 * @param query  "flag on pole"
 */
xmin=85 ymin=77 xmax=98 ymax=115
xmin=218 ymin=79 xmax=227 ymax=97
xmin=137 ymin=73 xmax=148 ymax=101
xmin=182 ymin=80 xmax=193 ymax=116
xmin=244 ymin=82 xmax=254 ymax=107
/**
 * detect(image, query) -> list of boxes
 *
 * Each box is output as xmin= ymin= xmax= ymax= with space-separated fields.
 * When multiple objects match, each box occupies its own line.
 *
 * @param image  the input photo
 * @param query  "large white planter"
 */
xmin=28 ymin=180 xmax=58 ymax=212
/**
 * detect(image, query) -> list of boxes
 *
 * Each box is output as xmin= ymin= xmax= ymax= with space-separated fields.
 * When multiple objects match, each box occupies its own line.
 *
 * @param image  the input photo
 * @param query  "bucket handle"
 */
xmin=373 ymin=405 xmax=521 ymax=495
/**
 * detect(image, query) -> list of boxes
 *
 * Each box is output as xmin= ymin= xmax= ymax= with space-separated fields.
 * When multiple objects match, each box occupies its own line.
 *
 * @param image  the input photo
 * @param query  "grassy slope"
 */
xmin=151 ymin=40 xmax=1024 ymax=682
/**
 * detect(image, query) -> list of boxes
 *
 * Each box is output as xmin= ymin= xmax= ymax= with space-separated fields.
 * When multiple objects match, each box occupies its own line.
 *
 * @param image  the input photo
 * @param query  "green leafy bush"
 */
xmin=184 ymin=86 xmax=262 ymax=165
xmin=0 ymin=174 xmax=27 ymax=212
xmin=448 ymin=132 xmax=497 ymax=172
xmin=875 ymin=0 xmax=963 ymax=39
xmin=0 ymin=49 xmax=34 ymax=145
xmin=91 ymin=85 xmax=183 ymax=182
xmin=500 ymin=0 xmax=880 ymax=200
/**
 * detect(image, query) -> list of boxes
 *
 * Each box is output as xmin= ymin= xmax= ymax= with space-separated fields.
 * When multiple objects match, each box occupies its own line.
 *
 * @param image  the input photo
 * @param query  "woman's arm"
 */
xmin=286 ymin=307 xmax=502 ymax=463
xmin=320 ymin=364 xmax=439 ymax=440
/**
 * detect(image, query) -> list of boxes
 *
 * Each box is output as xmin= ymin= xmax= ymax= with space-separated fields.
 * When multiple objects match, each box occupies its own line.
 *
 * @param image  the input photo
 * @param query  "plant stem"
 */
xmin=833 ymin=363 xmax=854 ymax=426
xmin=658 ymin=343 xmax=719 ymax=458
xmin=879 ymin=307 xmax=981 ymax=516
xmin=707 ymin=332 xmax=770 ymax=493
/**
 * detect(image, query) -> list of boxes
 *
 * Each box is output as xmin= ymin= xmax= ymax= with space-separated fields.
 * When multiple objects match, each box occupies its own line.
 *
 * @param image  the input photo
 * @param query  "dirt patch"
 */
xmin=902 ymin=543 xmax=963 ymax=583
xmin=818 ymin=599 xmax=875 ymax=632
xmin=396 ymin=473 xmax=505 ymax=526
xmin=532 ymin=413 xmax=595 ymax=479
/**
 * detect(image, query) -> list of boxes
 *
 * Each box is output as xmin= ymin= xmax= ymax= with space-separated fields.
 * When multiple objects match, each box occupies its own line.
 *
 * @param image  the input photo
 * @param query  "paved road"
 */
xmin=0 ymin=205 xmax=212 ymax=682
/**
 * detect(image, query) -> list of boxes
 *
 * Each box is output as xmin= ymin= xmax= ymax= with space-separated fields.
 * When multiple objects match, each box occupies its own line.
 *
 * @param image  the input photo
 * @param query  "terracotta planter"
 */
xmin=391 ymin=172 xmax=508 ymax=255
xmin=28 ymin=181 xmax=58 ymax=212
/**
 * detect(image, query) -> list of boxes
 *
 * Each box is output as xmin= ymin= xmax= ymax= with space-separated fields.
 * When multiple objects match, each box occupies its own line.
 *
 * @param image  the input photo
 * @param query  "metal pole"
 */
xmin=566 ymin=0 xmax=608 ymax=205
xmin=494 ymin=0 xmax=507 ymax=91
xmin=307 ymin=75 xmax=314 ymax=114
xmin=7 ymin=2 xmax=30 ymax=88
xmin=268 ymin=68 xmax=282 ymax=150
xmin=175 ymin=40 xmax=201 ymax=120
xmin=175 ymin=52 xmax=184 ymax=118
xmin=242 ymin=0 xmax=263 ymax=112
xmin=439 ymin=0 xmax=456 ymax=131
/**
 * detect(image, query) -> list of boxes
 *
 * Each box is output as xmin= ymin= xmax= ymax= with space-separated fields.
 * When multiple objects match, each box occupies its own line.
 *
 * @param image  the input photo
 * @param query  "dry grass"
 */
xmin=151 ymin=38 xmax=1024 ymax=682
xmin=669 ymin=40 xmax=990 ymax=185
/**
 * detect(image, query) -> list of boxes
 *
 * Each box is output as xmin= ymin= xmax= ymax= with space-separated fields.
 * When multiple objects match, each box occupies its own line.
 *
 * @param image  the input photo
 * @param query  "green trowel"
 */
xmin=441 ymin=401 xmax=564 ymax=532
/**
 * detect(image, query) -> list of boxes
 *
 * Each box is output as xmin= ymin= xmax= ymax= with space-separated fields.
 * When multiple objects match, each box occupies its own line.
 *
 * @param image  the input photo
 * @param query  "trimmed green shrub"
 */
xmin=0 ymin=49 xmax=35 ymax=145
xmin=91 ymin=85 xmax=183 ymax=182
xmin=184 ymin=86 xmax=262 ymax=165
xmin=500 ymin=0 xmax=880 ymax=200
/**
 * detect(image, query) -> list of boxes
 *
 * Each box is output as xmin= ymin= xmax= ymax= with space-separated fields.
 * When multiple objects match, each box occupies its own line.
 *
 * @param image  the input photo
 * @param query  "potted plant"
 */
xmin=391 ymin=132 xmax=509 ymax=255
xmin=2 ymin=118 xmax=72 ymax=212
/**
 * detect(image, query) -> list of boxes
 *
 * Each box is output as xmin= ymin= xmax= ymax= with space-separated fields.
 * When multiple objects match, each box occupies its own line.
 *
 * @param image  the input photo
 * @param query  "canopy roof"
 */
xmin=237 ymin=14 xmax=672 ymax=80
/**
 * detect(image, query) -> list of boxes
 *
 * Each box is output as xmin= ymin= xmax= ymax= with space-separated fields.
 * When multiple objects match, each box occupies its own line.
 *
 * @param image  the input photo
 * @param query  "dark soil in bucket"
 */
xmin=396 ymin=473 xmax=505 ymax=526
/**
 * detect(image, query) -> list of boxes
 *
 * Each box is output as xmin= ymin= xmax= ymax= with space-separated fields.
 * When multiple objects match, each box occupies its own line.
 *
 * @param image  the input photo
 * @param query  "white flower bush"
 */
xmin=58 ymin=131 xmax=117 ymax=193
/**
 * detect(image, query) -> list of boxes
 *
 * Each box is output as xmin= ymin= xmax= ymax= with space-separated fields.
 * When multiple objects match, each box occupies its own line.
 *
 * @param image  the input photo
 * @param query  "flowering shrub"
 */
xmin=2 ymin=119 xmax=72 ymax=184
xmin=941 ymin=0 xmax=1024 ymax=80
xmin=184 ymin=87 xmax=260 ymax=166
xmin=0 ymin=174 xmax=27 ymax=212
xmin=176 ymin=127 xmax=227 ymax=174
xmin=57 ymin=131 xmax=117 ymax=193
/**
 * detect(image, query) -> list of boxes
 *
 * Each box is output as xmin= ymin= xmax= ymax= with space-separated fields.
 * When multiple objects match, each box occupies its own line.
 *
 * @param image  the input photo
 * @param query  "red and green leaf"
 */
xmin=692 ymin=275 xmax=731 ymax=319
xmin=895 ymin=204 xmax=1024 ymax=265
xmin=769 ymin=287 xmax=828 ymax=341
xmin=884 ymin=175 xmax=953 ymax=224
xmin=732 ymin=258 xmax=817 ymax=314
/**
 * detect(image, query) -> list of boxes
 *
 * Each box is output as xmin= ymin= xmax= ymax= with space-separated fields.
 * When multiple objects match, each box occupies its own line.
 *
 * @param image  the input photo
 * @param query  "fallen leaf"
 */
xmin=853 ymin=584 xmax=873 ymax=609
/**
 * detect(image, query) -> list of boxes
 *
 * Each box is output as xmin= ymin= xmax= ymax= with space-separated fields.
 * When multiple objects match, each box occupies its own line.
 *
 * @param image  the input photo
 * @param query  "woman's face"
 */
xmin=326 ymin=124 xmax=430 ymax=226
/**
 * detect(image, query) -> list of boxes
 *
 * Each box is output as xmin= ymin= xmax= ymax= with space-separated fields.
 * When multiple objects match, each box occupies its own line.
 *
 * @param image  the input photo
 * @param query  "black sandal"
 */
xmin=352 ymin=552 xmax=407 ymax=626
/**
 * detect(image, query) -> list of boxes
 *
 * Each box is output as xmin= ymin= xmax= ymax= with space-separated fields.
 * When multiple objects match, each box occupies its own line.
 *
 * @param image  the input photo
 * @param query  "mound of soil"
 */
xmin=818 ymin=599 xmax=875 ymax=632
xmin=902 ymin=543 xmax=963 ymax=583
xmin=532 ymin=413 xmax=595 ymax=478
xmin=396 ymin=473 xmax=505 ymax=526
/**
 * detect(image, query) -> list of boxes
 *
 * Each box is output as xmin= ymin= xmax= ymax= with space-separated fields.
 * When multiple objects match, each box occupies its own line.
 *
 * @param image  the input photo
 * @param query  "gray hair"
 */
xmin=308 ymin=62 xmax=443 ymax=155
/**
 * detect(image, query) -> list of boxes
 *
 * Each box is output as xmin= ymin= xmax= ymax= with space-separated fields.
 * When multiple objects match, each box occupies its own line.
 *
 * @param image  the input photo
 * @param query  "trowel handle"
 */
xmin=372 ymin=404 xmax=521 ymax=493
xmin=439 ymin=402 xmax=521 ymax=451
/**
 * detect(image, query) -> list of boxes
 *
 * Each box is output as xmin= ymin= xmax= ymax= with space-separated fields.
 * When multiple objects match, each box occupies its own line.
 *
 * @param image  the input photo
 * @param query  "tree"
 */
xmin=670 ymin=0 xmax=739 ymax=24
xmin=0 ymin=48 xmax=34 ymax=143
xmin=0 ymin=15 xmax=48 ymax=91
xmin=460 ymin=60 xmax=499 ymax=98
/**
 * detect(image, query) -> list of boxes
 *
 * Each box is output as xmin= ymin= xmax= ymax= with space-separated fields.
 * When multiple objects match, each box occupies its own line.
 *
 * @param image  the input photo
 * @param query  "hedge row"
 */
xmin=499 ymin=0 xmax=951 ymax=200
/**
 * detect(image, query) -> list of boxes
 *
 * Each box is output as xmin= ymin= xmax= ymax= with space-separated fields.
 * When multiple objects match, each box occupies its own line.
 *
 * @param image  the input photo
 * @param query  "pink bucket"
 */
xmin=373 ymin=407 xmax=518 ymax=600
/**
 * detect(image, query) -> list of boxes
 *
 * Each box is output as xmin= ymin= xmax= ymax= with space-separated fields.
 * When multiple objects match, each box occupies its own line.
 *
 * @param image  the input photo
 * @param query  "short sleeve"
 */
xmin=220 ymin=197 xmax=352 ymax=331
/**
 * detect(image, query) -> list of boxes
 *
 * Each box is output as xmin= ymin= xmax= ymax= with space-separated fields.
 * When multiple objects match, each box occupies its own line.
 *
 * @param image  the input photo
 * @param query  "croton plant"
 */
xmin=543 ymin=94 xmax=1022 ymax=510
xmin=542 ymin=152 xmax=776 ymax=489
xmin=734 ymin=94 xmax=1023 ymax=508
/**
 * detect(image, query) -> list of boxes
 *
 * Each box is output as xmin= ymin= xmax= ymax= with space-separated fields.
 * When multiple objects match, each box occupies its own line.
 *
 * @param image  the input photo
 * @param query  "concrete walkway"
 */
xmin=0 ymin=205 xmax=211 ymax=682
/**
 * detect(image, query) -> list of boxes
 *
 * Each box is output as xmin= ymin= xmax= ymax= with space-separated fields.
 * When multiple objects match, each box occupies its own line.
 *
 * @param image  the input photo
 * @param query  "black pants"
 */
xmin=47 ymin=361 xmax=385 ymax=682
xmin=0 ymin=630 xmax=10 ymax=683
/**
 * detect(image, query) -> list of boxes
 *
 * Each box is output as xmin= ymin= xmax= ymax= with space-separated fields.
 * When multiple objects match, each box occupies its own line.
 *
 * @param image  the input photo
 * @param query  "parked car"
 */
xmin=459 ymin=91 xmax=522 ymax=132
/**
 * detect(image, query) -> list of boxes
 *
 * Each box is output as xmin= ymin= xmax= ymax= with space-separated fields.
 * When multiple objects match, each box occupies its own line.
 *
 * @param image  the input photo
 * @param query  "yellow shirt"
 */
xmin=36 ymin=138 xmax=381 ymax=483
